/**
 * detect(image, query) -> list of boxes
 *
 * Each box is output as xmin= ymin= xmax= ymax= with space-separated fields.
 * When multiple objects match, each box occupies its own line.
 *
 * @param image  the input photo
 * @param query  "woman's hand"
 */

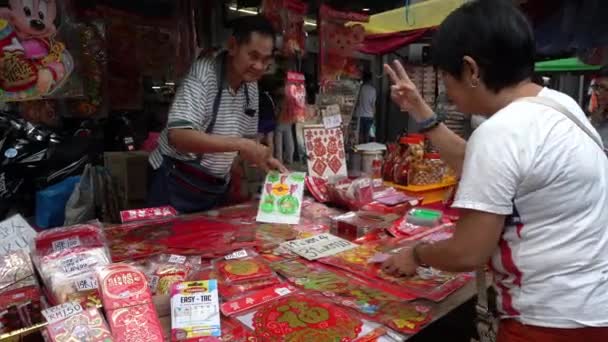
xmin=381 ymin=246 xmax=419 ymax=277
xmin=384 ymin=60 xmax=434 ymax=122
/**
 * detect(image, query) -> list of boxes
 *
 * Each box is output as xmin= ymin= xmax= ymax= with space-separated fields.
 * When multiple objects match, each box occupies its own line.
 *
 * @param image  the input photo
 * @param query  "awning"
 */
xmin=534 ymin=57 xmax=602 ymax=73
xmin=358 ymin=29 xmax=431 ymax=55
xmin=354 ymin=0 xmax=467 ymax=34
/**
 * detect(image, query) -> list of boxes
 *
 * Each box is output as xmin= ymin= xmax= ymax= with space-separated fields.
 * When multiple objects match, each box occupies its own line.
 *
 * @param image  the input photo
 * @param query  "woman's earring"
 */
xmin=470 ymin=79 xmax=479 ymax=88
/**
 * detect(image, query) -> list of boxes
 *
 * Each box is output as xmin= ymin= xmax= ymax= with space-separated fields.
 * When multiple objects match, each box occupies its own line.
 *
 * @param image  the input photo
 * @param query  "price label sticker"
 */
xmin=168 ymin=255 xmax=187 ymax=264
xmin=52 ymin=237 xmax=81 ymax=252
xmin=149 ymin=275 xmax=159 ymax=292
xmin=274 ymin=287 xmax=292 ymax=296
xmin=224 ymin=250 xmax=248 ymax=260
xmin=42 ymin=302 xmax=83 ymax=324
xmin=74 ymin=277 xmax=98 ymax=292
xmin=322 ymin=105 xmax=342 ymax=129
xmin=280 ymin=233 xmax=357 ymax=260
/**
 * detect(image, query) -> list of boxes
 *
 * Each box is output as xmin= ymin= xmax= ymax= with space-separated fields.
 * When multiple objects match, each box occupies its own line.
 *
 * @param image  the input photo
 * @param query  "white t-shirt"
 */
xmin=453 ymin=88 xmax=608 ymax=328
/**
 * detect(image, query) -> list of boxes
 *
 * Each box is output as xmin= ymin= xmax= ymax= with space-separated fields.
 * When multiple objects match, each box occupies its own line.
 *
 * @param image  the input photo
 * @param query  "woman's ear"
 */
xmin=463 ymin=56 xmax=481 ymax=88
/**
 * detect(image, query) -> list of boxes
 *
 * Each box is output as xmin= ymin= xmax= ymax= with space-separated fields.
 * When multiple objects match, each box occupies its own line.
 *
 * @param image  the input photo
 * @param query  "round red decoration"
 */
xmin=253 ymin=295 xmax=362 ymax=341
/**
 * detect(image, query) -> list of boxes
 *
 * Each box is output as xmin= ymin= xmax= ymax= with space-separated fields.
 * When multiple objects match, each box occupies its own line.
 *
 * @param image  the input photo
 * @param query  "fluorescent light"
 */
xmin=228 ymin=5 xmax=317 ymax=27
xmin=362 ymin=8 xmax=370 ymax=12
xmin=228 ymin=5 xmax=258 ymax=15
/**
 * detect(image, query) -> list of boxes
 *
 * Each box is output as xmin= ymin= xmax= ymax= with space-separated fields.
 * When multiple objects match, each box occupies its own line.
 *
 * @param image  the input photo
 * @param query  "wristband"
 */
xmin=418 ymin=113 xmax=441 ymax=133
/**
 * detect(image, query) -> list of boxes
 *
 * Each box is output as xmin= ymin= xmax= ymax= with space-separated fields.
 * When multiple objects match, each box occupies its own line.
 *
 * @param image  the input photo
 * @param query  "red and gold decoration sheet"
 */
xmin=319 ymin=5 xmax=369 ymax=85
xmin=261 ymin=0 xmax=308 ymax=57
xmin=303 ymin=126 xmax=348 ymax=179
xmin=318 ymin=227 xmax=473 ymax=302
xmin=105 ymin=215 xmax=259 ymax=262
xmin=252 ymin=294 xmax=364 ymax=342
xmin=270 ymin=259 xmax=432 ymax=335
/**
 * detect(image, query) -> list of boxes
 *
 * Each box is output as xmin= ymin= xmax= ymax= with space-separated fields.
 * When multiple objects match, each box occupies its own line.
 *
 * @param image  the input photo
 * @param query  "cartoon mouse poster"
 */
xmin=0 ymin=0 xmax=74 ymax=101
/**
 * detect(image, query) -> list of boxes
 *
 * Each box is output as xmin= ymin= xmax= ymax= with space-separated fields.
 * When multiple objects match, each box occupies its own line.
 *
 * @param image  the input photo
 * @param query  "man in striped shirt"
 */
xmin=148 ymin=16 xmax=286 ymax=213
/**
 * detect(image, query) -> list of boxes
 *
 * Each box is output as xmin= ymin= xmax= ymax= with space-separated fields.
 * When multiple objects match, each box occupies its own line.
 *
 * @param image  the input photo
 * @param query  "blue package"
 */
xmin=35 ymin=176 xmax=81 ymax=229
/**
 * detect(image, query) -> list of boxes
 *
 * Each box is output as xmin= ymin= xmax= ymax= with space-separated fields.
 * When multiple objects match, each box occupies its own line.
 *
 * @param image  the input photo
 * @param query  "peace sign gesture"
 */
xmin=384 ymin=60 xmax=432 ymax=122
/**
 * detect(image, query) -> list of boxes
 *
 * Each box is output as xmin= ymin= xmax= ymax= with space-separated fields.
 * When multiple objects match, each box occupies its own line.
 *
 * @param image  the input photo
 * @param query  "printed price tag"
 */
xmin=224 ymin=250 xmax=248 ymax=260
xmin=221 ymin=284 xmax=296 ymax=316
xmin=74 ymin=277 xmax=98 ymax=292
xmin=149 ymin=275 xmax=160 ymax=292
xmin=60 ymin=255 xmax=90 ymax=274
xmin=322 ymin=105 xmax=342 ymax=129
xmin=168 ymin=255 xmax=187 ymax=264
xmin=280 ymin=233 xmax=357 ymax=260
xmin=42 ymin=302 xmax=83 ymax=324
xmin=274 ymin=287 xmax=292 ymax=296
xmin=52 ymin=237 xmax=81 ymax=252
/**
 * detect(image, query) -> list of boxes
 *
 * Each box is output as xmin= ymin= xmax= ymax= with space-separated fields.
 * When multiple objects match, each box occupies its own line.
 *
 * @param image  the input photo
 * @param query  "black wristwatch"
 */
xmin=418 ymin=113 xmax=442 ymax=133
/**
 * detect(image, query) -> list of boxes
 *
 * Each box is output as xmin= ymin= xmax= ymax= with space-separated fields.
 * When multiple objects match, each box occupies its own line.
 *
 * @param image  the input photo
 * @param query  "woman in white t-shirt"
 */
xmin=382 ymin=1 xmax=608 ymax=341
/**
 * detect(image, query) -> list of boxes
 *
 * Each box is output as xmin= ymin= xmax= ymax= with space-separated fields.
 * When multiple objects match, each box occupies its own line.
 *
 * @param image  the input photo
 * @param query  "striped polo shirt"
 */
xmin=149 ymin=57 xmax=259 ymax=179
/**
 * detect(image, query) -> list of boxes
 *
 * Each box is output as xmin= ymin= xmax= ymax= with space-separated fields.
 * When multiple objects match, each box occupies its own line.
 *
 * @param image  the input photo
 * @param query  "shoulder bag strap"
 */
xmin=519 ymin=96 xmax=605 ymax=152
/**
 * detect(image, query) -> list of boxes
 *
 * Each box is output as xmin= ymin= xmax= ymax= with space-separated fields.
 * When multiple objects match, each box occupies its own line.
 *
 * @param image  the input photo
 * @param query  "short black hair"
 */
xmin=362 ymin=71 xmax=372 ymax=83
xmin=232 ymin=15 xmax=276 ymax=46
xmin=431 ymin=0 xmax=535 ymax=92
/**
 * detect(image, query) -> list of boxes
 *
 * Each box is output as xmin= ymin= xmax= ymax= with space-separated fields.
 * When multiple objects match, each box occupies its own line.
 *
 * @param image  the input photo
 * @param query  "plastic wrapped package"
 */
xmin=236 ymin=293 xmax=364 ymax=342
xmin=393 ymin=136 xmax=425 ymax=186
xmin=213 ymin=250 xmax=277 ymax=286
xmin=192 ymin=266 xmax=282 ymax=301
xmin=170 ymin=280 xmax=221 ymax=340
xmin=409 ymin=153 xmax=446 ymax=186
xmin=34 ymin=221 xmax=106 ymax=256
xmin=144 ymin=254 xmax=202 ymax=295
xmin=35 ymin=247 xmax=110 ymax=305
xmin=381 ymin=143 xmax=399 ymax=182
xmin=97 ymin=264 xmax=163 ymax=342
xmin=0 ymin=251 xmax=44 ymax=334
xmin=44 ymin=306 xmax=112 ymax=342
xmin=330 ymin=211 xmax=400 ymax=241
xmin=270 ymin=259 xmax=432 ymax=335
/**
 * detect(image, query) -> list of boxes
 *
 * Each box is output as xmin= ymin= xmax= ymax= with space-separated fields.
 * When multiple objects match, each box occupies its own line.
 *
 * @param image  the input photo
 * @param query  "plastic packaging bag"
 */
xmin=146 ymin=254 xmax=201 ymax=295
xmin=44 ymin=306 xmax=112 ymax=342
xmin=0 ymin=251 xmax=44 ymax=334
xmin=36 ymin=176 xmax=81 ymax=229
xmin=64 ymin=164 xmax=96 ymax=226
xmin=214 ymin=249 xmax=276 ymax=285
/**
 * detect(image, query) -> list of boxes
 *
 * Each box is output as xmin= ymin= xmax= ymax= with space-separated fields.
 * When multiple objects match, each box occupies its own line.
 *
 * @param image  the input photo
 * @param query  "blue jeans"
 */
xmin=147 ymin=157 xmax=228 ymax=213
xmin=359 ymin=117 xmax=374 ymax=143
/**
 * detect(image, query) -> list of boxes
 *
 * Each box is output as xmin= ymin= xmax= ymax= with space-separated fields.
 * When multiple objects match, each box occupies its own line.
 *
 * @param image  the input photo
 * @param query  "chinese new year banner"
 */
xmin=319 ymin=5 xmax=369 ymax=85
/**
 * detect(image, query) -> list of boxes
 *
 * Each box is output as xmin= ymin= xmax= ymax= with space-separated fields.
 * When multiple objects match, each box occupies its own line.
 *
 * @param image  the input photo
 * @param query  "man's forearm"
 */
xmin=168 ymin=128 xmax=247 ymax=154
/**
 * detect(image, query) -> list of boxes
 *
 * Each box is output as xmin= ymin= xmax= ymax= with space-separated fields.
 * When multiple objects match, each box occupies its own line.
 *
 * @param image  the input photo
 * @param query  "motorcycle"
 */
xmin=0 ymin=112 xmax=97 ymax=220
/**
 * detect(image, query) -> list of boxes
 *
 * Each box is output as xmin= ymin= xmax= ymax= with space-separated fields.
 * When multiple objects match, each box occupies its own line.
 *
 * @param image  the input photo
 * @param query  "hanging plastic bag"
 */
xmin=36 ymin=176 xmax=81 ymax=229
xmin=64 ymin=164 xmax=96 ymax=225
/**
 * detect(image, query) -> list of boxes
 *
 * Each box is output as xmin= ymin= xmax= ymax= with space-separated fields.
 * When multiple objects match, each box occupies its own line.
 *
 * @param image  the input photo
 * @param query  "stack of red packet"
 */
xmin=97 ymin=264 xmax=164 ymax=342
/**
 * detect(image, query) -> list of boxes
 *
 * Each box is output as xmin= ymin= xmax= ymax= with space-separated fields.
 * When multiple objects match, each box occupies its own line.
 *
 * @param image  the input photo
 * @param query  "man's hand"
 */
xmin=382 ymin=246 xmax=418 ymax=277
xmin=384 ymin=60 xmax=434 ymax=122
xmin=265 ymin=157 xmax=288 ymax=173
xmin=239 ymin=139 xmax=271 ymax=166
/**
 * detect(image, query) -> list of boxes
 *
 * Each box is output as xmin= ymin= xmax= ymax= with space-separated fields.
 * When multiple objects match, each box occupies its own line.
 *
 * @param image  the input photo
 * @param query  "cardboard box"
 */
xmin=104 ymin=152 xmax=149 ymax=209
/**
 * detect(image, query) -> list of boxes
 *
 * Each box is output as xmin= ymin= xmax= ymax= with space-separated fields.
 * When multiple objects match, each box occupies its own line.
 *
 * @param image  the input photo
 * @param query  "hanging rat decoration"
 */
xmin=0 ymin=0 xmax=73 ymax=101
